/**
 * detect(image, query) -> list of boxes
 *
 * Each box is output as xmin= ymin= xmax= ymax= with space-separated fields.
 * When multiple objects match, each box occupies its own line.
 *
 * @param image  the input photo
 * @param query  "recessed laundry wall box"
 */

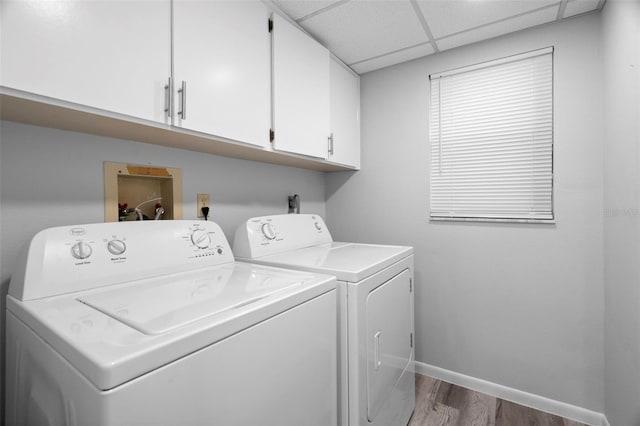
xmin=103 ymin=161 xmax=183 ymax=222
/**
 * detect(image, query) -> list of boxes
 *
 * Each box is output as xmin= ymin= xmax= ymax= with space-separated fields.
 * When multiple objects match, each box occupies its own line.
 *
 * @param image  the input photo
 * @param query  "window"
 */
xmin=429 ymin=47 xmax=554 ymax=222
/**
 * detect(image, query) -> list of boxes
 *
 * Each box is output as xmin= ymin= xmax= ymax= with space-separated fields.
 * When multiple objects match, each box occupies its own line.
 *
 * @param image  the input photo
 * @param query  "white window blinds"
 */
xmin=430 ymin=47 xmax=554 ymax=222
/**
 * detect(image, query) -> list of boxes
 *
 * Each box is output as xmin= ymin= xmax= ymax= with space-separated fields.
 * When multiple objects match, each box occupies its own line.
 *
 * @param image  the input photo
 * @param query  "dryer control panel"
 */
xmin=233 ymin=214 xmax=333 ymax=259
xmin=10 ymin=221 xmax=234 ymax=301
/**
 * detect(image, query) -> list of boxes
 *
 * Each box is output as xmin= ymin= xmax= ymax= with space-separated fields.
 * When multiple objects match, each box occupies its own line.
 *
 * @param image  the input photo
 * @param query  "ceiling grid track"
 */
xmin=349 ymin=41 xmax=433 ymax=68
xmin=269 ymin=0 xmax=606 ymax=74
xmin=432 ymin=2 xmax=566 ymax=47
xmin=297 ymin=0 xmax=352 ymax=23
xmin=409 ymin=0 xmax=439 ymax=53
xmin=556 ymin=0 xmax=569 ymax=20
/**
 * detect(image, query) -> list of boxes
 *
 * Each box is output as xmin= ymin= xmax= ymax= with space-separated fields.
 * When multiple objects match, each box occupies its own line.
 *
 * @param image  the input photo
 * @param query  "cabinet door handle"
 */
xmin=328 ymin=133 xmax=334 ymax=156
xmin=164 ymin=77 xmax=172 ymax=119
xmin=178 ymin=80 xmax=187 ymax=120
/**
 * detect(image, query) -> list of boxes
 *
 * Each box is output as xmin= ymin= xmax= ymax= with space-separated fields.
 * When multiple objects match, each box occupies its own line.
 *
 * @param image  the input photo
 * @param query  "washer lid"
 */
xmin=77 ymin=264 xmax=300 ymax=335
xmin=239 ymin=243 xmax=413 ymax=282
xmin=7 ymin=262 xmax=336 ymax=391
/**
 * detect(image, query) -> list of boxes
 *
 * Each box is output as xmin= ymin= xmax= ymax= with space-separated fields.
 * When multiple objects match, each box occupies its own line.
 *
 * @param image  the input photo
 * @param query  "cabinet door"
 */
xmin=172 ymin=0 xmax=270 ymax=148
xmin=330 ymin=58 xmax=361 ymax=168
xmin=272 ymin=14 xmax=330 ymax=159
xmin=0 ymin=0 xmax=171 ymax=124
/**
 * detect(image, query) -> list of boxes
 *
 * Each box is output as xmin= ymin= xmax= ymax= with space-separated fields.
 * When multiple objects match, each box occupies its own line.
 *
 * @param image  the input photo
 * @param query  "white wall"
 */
xmin=0 ymin=120 xmax=326 ymax=423
xmin=326 ymin=13 xmax=605 ymax=413
xmin=602 ymin=0 xmax=640 ymax=424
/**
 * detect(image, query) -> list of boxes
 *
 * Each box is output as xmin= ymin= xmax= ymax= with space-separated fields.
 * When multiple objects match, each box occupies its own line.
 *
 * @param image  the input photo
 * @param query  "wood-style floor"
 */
xmin=409 ymin=374 xmax=587 ymax=426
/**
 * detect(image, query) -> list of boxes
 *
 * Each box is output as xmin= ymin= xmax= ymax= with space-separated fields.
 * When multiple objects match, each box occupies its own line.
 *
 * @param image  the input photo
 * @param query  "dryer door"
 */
xmin=365 ymin=268 xmax=412 ymax=422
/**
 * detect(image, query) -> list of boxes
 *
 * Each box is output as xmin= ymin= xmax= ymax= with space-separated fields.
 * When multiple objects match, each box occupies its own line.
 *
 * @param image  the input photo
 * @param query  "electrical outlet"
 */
xmin=197 ymin=193 xmax=210 ymax=217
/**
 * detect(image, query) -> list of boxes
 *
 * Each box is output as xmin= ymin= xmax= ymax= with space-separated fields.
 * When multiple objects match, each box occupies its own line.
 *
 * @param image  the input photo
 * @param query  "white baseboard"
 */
xmin=415 ymin=361 xmax=609 ymax=426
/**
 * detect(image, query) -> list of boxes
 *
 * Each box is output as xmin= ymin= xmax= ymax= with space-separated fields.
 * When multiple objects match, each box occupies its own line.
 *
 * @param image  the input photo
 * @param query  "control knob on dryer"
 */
xmin=261 ymin=223 xmax=276 ymax=240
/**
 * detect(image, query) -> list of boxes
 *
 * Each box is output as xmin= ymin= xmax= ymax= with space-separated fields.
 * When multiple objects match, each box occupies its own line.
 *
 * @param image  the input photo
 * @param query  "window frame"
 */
xmin=428 ymin=47 xmax=555 ymax=224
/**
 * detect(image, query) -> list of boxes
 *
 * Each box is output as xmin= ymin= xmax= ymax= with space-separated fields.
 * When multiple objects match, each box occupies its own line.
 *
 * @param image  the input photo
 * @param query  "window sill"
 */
xmin=430 ymin=216 xmax=556 ymax=225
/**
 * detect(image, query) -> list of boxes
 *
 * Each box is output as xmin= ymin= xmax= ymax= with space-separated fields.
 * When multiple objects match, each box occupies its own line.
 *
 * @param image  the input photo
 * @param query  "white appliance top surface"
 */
xmin=7 ymin=261 xmax=335 ymax=391
xmin=78 ymin=263 xmax=301 ymax=335
xmin=239 ymin=242 xmax=413 ymax=282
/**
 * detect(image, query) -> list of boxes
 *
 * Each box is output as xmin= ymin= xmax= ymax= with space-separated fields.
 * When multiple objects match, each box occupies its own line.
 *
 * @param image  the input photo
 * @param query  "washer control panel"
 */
xmin=233 ymin=214 xmax=333 ymax=259
xmin=10 ymin=220 xmax=234 ymax=301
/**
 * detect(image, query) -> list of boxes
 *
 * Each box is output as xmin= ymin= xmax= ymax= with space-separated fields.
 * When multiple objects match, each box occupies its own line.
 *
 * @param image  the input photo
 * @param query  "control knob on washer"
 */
xmin=191 ymin=229 xmax=211 ymax=249
xmin=107 ymin=239 xmax=126 ymax=255
xmin=261 ymin=223 xmax=276 ymax=240
xmin=71 ymin=242 xmax=93 ymax=259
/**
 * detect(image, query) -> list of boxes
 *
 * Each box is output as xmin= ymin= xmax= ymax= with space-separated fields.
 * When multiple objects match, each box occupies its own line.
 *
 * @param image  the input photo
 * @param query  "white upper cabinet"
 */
xmin=329 ymin=58 xmax=361 ymax=169
xmin=1 ymin=1 xmax=360 ymax=171
xmin=271 ymin=14 xmax=330 ymax=159
xmin=172 ymin=0 xmax=270 ymax=148
xmin=0 ymin=0 xmax=171 ymax=124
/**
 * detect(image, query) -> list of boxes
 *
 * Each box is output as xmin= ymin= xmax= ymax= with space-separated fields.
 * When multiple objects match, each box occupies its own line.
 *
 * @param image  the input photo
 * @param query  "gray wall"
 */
xmin=0 ymin=120 xmax=327 ymax=423
xmin=326 ymin=13 xmax=605 ymax=412
xmin=602 ymin=0 xmax=640 ymax=424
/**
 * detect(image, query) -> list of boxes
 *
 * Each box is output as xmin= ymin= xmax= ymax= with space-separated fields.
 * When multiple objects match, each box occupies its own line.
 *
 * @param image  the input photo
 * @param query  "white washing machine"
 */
xmin=5 ymin=220 xmax=337 ymax=426
xmin=233 ymin=214 xmax=415 ymax=426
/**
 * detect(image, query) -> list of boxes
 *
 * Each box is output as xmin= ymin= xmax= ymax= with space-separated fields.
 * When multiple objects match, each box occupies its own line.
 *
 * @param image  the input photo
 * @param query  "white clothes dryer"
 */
xmin=233 ymin=214 xmax=415 ymax=426
xmin=5 ymin=220 xmax=337 ymax=426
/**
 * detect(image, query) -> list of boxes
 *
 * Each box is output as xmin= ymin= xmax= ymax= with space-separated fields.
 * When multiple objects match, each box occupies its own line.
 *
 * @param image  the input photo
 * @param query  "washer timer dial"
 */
xmin=191 ymin=229 xmax=211 ymax=249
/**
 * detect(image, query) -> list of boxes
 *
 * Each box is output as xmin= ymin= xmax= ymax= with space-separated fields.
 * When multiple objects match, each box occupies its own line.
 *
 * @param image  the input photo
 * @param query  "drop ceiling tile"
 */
xmin=436 ymin=6 xmax=558 ymax=51
xmin=350 ymin=43 xmax=435 ymax=74
xmin=563 ymin=0 xmax=601 ymax=17
xmin=272 ymin=0 xmax=345 ymax=20
xmin=417 ymin=0 xmax=558 ymax=39
xmin=300 ymin=0 xmax=429 ymax=65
